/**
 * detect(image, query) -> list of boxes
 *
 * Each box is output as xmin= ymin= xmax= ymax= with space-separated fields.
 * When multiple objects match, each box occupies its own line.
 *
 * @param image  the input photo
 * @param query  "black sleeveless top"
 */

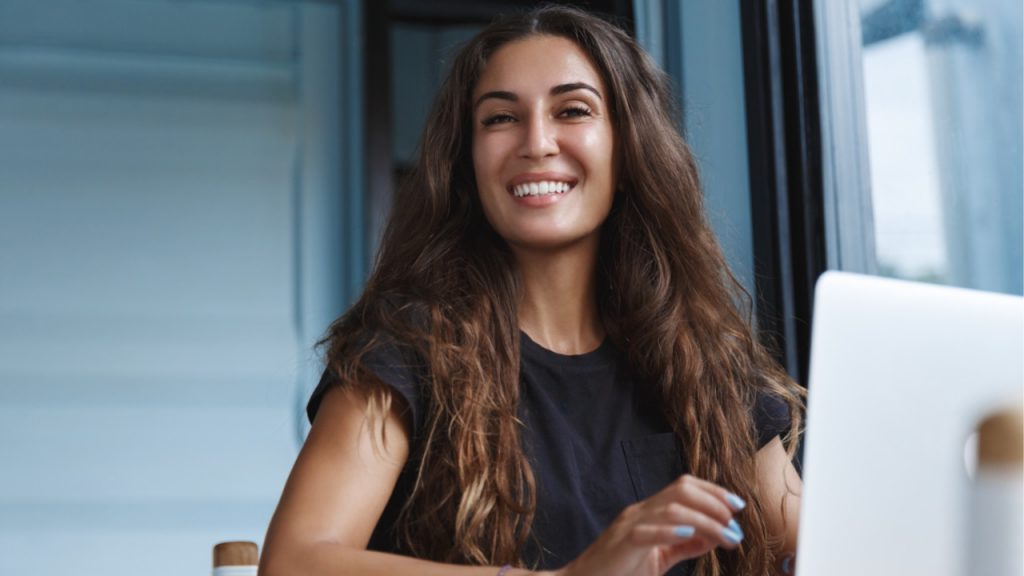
xmin=308 ymin=332 xmax=790 ymax=574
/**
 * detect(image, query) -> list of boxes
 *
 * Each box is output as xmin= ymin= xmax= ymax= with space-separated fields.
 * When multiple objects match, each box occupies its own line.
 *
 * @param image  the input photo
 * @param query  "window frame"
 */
xmin=739 ymin=0 xmax=833 ymax=387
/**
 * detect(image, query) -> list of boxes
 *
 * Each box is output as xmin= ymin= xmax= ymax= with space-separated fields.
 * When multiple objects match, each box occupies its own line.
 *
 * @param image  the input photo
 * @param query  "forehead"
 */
xmin=473 ymin=35 xmax=606 ymax=96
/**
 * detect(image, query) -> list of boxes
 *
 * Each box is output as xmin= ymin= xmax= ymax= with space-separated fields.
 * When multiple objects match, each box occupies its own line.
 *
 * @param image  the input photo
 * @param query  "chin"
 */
xmin=504 ymin=230 xmax=596 ymax=252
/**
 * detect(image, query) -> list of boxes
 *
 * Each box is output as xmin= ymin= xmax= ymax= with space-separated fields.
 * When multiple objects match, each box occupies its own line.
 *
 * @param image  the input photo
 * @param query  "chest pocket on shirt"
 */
xmin=621 ymin=433 xmax=686 ymax=502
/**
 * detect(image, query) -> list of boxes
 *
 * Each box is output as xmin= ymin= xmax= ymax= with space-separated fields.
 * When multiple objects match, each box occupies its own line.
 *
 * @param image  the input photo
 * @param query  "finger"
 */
xmin=654 ymin=503 xmax=744 ymax=549
xmin=779 ymin=553 xmax=796 ymax=575
xmin=661 ymin=535 xmax=718 ymax=567
xmin=658 ymin=475 xmax=736 ymax=527
xmin=628 ymin=523 xmax=703 ymax=547
xmin=674 ymin=474 xmax=747 ymax=513
xmin=626 ymin=526 xmax=717 ymax=569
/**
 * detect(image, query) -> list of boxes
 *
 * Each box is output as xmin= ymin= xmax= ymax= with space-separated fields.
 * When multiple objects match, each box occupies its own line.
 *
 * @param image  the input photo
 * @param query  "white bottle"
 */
xmin=966 ymin=405 xmax=1023 ymax=576
xmin=213 ymin=541 xmax=259 ymax=576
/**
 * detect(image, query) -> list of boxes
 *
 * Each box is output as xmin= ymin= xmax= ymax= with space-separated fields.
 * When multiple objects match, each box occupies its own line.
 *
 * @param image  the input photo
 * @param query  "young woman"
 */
xmin=261 ymin=6 xmax=804 ymax=576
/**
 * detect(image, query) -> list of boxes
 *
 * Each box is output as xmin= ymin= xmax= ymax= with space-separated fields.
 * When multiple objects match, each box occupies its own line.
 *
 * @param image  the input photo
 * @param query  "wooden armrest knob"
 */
xmin=213 ymin=541 xmax=259 ymax=568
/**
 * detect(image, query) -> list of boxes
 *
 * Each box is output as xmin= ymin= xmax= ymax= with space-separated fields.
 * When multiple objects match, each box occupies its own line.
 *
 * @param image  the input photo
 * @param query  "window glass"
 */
xmin=634 ymin=0 xmax=757 ymax=297
xmin=859 ymin=0 xmax=1022 ymax=294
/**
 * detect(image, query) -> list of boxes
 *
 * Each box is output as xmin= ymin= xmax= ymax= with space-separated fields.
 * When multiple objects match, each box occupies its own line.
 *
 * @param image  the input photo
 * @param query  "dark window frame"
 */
xmin=741 ymin=0 xmax=828 ymax=389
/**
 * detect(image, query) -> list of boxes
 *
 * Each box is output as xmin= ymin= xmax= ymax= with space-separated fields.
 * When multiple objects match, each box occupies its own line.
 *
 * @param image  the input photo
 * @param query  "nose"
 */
xmin=517 ymin=112 xmax=559 ymax=159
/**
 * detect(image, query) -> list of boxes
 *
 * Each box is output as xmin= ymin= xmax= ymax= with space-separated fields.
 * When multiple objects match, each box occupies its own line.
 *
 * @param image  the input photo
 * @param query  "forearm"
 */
xmin=755 ymin=439 xmax=802 ymax=576
xmin=259 ymin=542 xmax=555 ymax=576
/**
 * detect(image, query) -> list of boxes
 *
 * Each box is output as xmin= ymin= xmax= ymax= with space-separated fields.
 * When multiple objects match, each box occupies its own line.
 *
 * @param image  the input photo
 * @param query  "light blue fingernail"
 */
xmin=722 ymin=526 xmax=743 ymax=544
xmin=673 ymin=525 xmax=696 ymax=538
xmin=781 ymin=555 xmax=794 ymax=574
xmin=726 ymin=493 xmax=747 ymax=511
xmin=728 ymin=518 xmax=744 ymax=538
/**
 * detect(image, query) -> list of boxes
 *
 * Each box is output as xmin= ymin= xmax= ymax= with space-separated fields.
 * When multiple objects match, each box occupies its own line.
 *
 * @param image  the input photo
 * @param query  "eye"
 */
xmin=559 ymin=105 xmax=593 ymax=119
xmin=481 ymin=113 xmax=516 ymax=126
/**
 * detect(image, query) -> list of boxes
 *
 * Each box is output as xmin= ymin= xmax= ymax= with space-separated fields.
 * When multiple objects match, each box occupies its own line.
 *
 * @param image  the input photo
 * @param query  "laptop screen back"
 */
xmin=796 ymin=272 xmax=1023 ymax=576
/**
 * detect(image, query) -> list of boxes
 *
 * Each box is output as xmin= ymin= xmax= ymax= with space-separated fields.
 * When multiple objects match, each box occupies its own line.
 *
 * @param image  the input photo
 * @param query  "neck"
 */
xmin=512 ymin=237 xmax=603 ymax=355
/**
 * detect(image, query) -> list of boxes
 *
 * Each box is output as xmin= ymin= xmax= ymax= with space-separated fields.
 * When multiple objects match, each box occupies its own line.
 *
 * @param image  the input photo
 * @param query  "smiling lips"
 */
xmin=507 ymin=174 xmax=578 ymax=199
xmin=511 ymin=180 xmax=574 ymax=198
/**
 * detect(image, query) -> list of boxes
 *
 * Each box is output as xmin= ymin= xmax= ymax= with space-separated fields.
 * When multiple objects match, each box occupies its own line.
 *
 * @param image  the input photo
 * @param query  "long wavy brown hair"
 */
xmin=321 ymin=5 xmax=804 ymax=575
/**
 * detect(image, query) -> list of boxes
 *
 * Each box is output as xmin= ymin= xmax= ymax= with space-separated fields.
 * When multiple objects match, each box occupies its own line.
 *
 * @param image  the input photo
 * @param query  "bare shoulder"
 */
xmin=308 ymin=383 xmax=412 ymax=461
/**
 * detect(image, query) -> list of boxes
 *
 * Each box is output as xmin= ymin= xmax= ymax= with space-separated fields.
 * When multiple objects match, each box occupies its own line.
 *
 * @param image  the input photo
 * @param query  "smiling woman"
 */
xmin=260 ymin=6 xmax=805 ymax=576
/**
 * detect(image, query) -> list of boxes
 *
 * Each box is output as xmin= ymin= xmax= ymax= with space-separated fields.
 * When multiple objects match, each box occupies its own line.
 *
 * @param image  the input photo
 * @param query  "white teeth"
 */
xmin=512 ymin=180 xmax=573 ymax=198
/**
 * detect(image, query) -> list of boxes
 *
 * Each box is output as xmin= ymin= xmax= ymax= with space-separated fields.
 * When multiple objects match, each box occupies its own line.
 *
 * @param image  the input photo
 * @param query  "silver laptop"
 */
xmin=796 ymin=272 xmax=1023 ymax=576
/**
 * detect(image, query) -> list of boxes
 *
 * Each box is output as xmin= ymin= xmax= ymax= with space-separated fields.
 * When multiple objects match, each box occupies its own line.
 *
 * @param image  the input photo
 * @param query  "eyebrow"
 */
xmin=474 ymin=82 xmax=603 ymax=109
xmin=551 ymin=82 xmax=602 ymax=99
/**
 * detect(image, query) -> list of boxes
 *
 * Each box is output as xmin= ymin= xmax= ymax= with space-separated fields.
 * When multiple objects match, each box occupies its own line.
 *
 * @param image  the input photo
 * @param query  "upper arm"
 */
xmin=753 ymin=436 xmax=802 ymax=554
xmin=262 ymin=384 xmax=412 ymax=561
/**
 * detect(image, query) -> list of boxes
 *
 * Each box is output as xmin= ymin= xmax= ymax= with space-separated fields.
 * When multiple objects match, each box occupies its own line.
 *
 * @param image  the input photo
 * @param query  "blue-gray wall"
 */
xmin=0 ymin=1 xmax=361 ymax=574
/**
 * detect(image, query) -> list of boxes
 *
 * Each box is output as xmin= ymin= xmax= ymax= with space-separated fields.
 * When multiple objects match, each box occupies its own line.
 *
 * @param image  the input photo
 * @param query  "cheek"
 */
xmin=471 ymin=140 xmax=486 ymax=185
xmin=472 ymin=137 xmax=505 ymax=190
xmin=579 ymin=128 xmax=618 ymax=221
xmin=471 ymin=140 xmax=504 ymax=225
xmin=574 ymin=125 xmax=614 ymax=164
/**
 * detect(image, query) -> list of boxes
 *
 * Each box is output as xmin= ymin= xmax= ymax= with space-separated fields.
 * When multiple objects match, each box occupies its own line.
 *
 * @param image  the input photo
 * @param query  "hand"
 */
xmin=552 ymin=474 xmax=745 ymax=576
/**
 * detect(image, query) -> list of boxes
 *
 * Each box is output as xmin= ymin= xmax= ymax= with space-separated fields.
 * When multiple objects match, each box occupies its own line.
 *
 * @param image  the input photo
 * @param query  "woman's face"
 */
xmin=471 ymin=35 xmax=617 ymax=251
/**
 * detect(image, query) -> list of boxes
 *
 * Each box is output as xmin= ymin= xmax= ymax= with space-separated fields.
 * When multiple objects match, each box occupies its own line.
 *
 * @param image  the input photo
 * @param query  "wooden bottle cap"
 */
xmin=213 ymin=541 xmax=259 ymax=567
xmin=977 ymin=405 xmax=1024 ymax=467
